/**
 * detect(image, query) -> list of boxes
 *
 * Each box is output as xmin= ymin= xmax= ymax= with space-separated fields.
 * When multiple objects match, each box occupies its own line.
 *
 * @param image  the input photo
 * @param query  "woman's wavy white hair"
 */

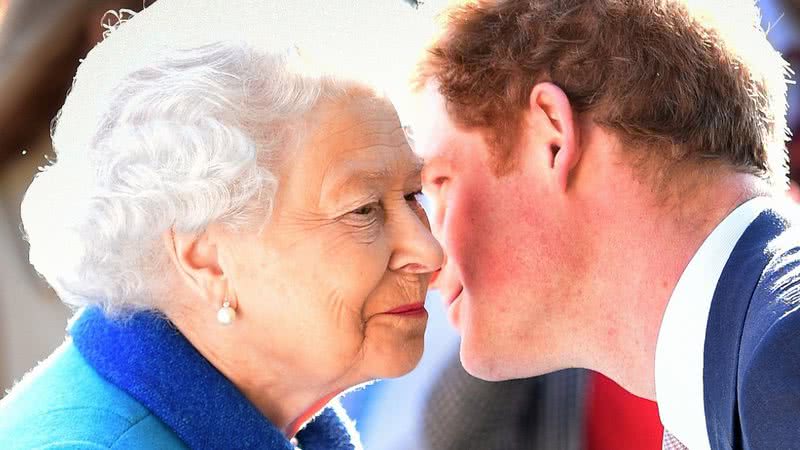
xmin=18 ymin=0 xmax=422 ymax=314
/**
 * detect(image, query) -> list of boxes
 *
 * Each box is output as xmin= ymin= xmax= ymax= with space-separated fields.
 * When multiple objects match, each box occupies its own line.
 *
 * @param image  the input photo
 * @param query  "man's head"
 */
xmin=410 ymin=0 xmax=789 ymax=382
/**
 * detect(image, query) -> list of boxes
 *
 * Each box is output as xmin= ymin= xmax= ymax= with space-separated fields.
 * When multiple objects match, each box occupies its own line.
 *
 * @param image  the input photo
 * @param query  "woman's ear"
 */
xmin=525 ymin=82 xmax=580 ymax=192
xmin=162 ymin=228 xmax=228 ymax=307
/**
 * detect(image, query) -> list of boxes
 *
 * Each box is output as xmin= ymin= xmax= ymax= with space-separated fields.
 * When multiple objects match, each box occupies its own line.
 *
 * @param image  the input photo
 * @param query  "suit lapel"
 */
xmin=703 ymin=209 xmax=787 ymax=449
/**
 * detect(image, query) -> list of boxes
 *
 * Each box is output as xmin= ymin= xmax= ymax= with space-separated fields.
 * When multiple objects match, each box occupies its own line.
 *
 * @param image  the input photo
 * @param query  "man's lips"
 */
xmin=383 ymin=302 xmax=427 ymax=315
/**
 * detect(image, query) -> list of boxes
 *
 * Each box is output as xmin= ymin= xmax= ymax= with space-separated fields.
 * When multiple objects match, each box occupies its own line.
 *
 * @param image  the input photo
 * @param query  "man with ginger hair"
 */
xmin=408 ymin=0 xmax=799 ymax=449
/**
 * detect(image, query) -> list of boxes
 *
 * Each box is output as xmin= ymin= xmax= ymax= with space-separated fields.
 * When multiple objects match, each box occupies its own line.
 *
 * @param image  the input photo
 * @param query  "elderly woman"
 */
xmin=0 ymin=2 xmax=442 ymax=449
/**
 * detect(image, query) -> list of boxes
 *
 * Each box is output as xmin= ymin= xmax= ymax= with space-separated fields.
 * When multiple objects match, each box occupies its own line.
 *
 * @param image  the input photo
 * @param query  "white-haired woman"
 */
xmin=0 ymin=2 xmax=442 ymax=449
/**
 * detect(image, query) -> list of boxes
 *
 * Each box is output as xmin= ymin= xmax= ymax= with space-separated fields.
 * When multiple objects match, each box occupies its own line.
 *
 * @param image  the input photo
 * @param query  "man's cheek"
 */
xmin=443 ymin=209 xmax=475 ymax=269
xmin=456 ymin=196 xmax=512 ymax=285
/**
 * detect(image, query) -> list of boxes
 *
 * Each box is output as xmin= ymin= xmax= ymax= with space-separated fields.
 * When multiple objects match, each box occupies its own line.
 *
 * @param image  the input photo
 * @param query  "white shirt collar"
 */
xmin=654 ymin=197 xmax=770 ymax=450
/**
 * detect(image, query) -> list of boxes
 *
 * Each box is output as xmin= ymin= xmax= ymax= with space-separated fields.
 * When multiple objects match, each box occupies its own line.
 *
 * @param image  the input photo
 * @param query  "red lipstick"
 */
xmin=384 ymin=302 xmax=426 ymax=315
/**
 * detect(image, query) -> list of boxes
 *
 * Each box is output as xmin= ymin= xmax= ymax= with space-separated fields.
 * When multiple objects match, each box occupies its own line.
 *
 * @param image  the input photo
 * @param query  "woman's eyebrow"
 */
xmin=408 ymin=157 xmax=424 ymax=177
xmin=334 ymin=167 xmax=397 ymax=190
xmin=326 ymin=160 xmax=424 ymax=196
xmin=320 ymin=167 xmax=394 ymax=204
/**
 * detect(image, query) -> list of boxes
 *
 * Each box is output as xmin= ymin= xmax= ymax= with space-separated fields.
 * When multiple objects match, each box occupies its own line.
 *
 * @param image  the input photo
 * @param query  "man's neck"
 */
xmin=578 ymin=172 xmax=770 ymax=399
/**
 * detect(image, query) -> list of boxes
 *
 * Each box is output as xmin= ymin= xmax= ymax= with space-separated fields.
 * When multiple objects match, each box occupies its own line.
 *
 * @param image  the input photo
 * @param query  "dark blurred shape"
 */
xmin=0 ymin=0 xmax=155 ymax=168
xmin=423 ymin=351 xmax=665 ymax=450
xmin=780 ymin=0 xmax=800 ymax=20
xmin=424 ymin=353 xmax=588 ymax=450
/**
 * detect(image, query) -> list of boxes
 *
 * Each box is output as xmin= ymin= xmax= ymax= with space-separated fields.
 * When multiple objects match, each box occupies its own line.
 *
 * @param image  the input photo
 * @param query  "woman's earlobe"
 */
xmin=163 ymin=228 xmax=227 ymax=304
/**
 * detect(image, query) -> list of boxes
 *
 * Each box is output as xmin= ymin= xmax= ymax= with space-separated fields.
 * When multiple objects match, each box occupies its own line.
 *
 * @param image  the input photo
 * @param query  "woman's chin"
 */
xmin=370 ymin=337 xmax=425 ymax=379
xmin=376 ymin=356 xmax=423 ymax=379
xmin=360 ymin=309 xmax=428 ymax=378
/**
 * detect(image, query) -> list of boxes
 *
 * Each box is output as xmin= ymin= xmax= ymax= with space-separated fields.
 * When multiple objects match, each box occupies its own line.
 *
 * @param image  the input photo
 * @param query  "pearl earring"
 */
xmin=216 ymin=300 xmax=236 ymax=325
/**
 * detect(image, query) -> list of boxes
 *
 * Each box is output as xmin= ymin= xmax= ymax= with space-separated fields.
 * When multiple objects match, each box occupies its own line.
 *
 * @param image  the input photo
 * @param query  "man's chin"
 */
xmin=457 ymin=335 xmax=518 ymax=381
xmin=458 ymin=330 xmax=554 ymax=381
xmin=459 ymin=347 xmax=509 ymax=381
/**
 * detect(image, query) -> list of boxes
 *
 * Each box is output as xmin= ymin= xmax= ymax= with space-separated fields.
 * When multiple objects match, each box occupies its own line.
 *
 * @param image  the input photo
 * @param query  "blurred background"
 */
xmin=0 ymin=1 xmax=797 ymax=449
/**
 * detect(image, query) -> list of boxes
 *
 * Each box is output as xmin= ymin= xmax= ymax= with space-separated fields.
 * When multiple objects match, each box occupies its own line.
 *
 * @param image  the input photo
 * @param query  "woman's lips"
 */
xmin=384 ymin=302 xmax=427 ymax=315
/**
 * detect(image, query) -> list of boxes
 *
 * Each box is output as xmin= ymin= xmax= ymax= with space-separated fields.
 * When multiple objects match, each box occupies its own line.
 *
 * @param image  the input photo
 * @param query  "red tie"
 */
xmin=585 ymin=372 xmax=664 ymax=450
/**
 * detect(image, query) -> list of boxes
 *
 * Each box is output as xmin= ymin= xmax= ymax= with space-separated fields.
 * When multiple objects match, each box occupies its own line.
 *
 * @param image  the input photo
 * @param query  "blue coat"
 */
xmin=0 ymin=308 xmax=361 ymax=449
xmin=704 ymin=206 xmax=800 ymax=449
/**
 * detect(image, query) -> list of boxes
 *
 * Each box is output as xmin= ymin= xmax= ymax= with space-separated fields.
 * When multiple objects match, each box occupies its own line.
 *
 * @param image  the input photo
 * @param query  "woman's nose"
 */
xmin=428 ymin=254 xmax=445 ymax=289
xmin=388 ymin=211 xmax=445 ymax=275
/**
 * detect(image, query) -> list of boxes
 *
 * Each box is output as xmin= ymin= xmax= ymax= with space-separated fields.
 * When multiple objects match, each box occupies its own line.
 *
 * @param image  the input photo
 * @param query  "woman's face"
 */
xmin=219 ymin=93 xmax=443 ymax=391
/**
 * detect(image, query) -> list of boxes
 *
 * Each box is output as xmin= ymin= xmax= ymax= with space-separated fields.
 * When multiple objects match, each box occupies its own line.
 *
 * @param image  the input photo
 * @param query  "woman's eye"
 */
xmin=405 ymin=190 xmax=425 ymax=205
xmin=352 ymin=203 xmax=379 ymax=216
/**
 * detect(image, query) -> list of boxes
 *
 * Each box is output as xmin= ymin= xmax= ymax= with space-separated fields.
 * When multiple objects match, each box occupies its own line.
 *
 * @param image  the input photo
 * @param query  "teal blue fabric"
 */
xmin=0 ymin=340 xmax=187 ymax=449
xmin=0 ymin=307 xmax=360 ymax=449
xmin=66 ymin=307 xmax=358 ymax=449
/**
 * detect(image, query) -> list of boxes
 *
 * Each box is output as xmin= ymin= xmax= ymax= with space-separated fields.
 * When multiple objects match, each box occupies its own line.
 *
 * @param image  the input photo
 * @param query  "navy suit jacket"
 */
xmin=704 ymin=206 xmax=800 ymax=450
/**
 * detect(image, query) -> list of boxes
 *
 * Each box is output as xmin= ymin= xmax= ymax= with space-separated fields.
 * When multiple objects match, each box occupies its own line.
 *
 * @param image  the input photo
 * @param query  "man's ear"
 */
xmin=162 ymin=227 xmax=229 ymax=308
xmin=525 ymin=82 xmax=580 ymax=192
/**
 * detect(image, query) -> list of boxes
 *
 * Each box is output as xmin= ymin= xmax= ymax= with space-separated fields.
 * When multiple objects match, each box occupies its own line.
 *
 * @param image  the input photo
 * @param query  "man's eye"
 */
xmin=422 ymin=175 xmax=448 ymax=194
xmin=431 ymin=176 xmax=448 ymax=187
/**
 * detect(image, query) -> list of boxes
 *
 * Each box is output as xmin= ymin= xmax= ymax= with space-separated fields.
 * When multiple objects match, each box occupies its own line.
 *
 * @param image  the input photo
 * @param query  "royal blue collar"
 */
xmin=70 ymin=307 xmax=359 ymax=450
